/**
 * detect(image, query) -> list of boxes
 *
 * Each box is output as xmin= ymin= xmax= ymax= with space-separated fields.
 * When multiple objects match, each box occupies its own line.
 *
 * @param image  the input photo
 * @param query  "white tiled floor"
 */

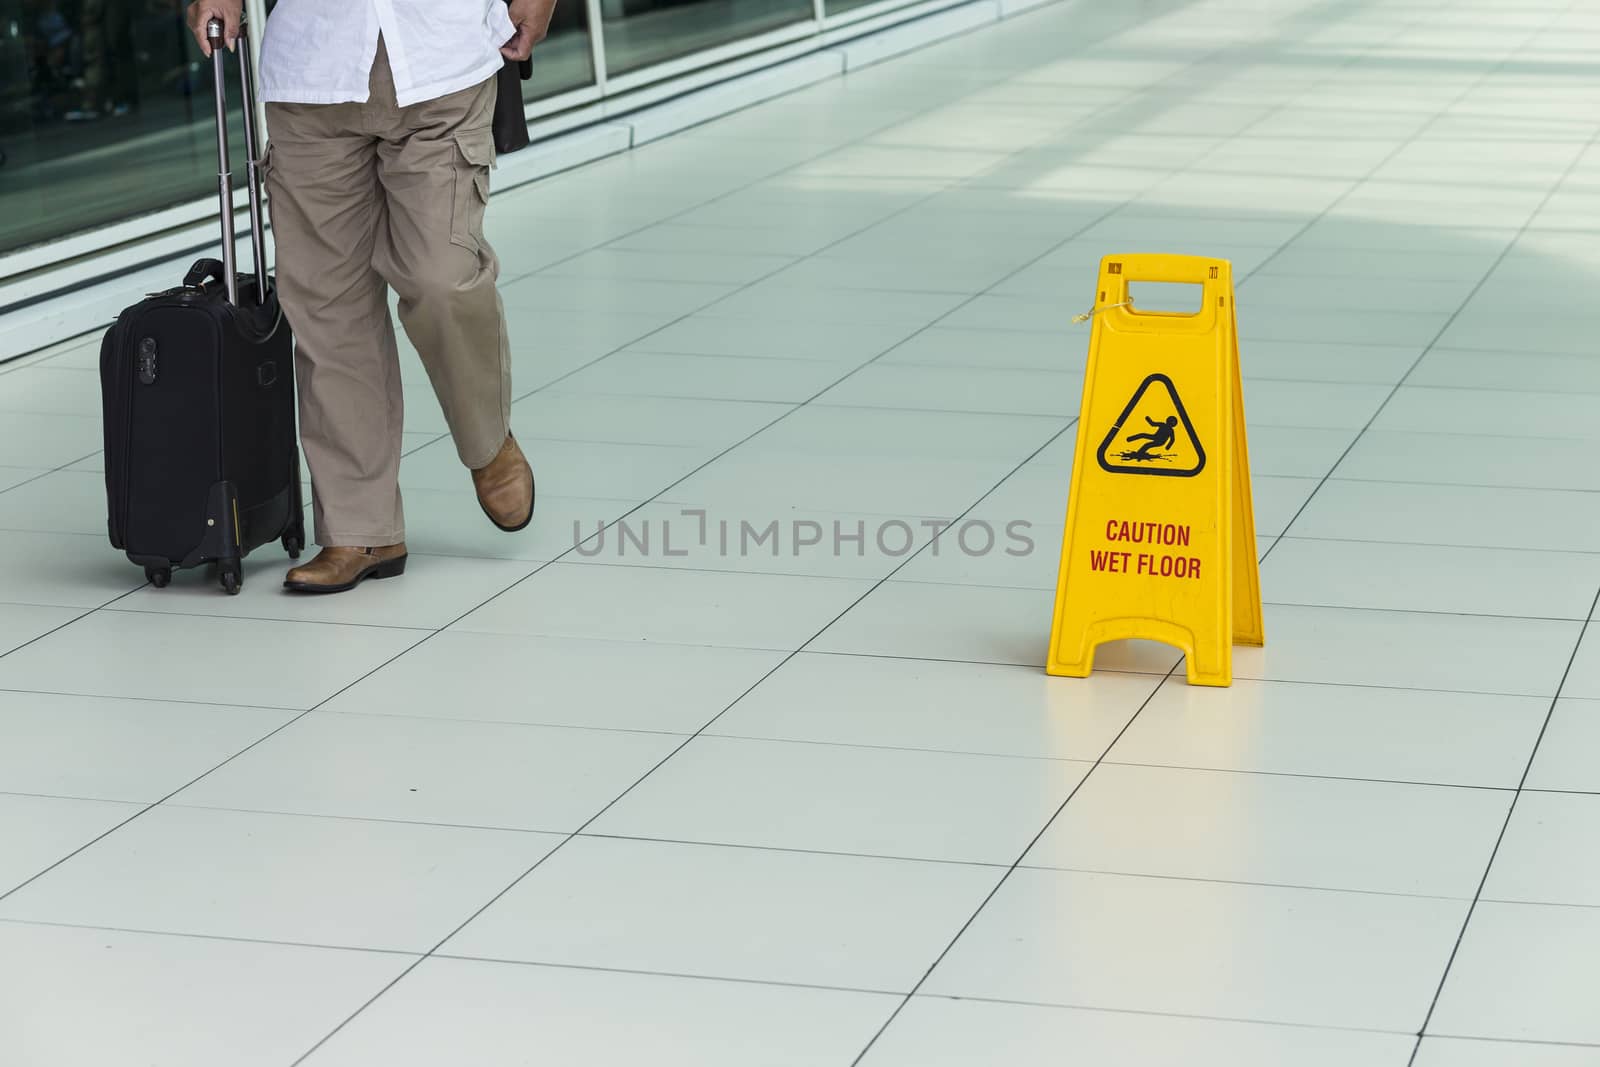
xmin=4 ymin=0 xmax=1600 ymax=1062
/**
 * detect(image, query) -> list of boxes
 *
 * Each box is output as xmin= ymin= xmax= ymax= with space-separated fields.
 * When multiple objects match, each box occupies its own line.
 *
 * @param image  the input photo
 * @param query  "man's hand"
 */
xmin=503 ymin=0 xmax=558 ymax=61
xmin=186 ymin=0 xmax=243 ymax=56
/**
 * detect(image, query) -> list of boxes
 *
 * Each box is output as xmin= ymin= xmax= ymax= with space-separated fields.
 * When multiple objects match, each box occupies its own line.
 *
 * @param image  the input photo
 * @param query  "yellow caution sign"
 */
xmin=1047 ymin=254 xmax=1263 ymax=687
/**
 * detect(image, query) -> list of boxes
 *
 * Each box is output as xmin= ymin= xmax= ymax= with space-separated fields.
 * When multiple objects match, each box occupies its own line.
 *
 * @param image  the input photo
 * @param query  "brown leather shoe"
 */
xmin=472 ymin=433 xmax=535 ymax=532
xmin=283 ymin=544 xmax=408 ymax=594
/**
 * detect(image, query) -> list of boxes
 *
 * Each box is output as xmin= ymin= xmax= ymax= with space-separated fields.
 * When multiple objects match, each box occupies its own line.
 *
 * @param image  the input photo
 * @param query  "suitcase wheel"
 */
xmin=219 ymin=561 xmax=243 ymax=596
xmin=282 ymin=533 xmax=302 ymax=560
xmin=145 ymin=567 xmax=172 ymax=589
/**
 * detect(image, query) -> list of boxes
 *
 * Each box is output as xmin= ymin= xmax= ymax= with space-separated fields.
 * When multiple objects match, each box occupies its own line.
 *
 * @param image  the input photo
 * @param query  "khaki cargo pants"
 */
xmin=262 ymin=41 xmax=511 ymax=547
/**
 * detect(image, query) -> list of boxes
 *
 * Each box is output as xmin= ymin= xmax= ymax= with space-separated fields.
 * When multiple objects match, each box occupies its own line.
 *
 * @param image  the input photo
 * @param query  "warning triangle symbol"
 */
xmin=1096 ymin=373 xmax=1206 ymax=478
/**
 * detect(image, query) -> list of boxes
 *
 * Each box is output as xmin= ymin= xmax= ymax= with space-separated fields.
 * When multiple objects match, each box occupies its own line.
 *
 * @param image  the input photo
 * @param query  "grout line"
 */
xmin=0 ymin=916 xmax=424 ymax=959
xmin=1407 ymin=579 xmax=1600 ymax=1060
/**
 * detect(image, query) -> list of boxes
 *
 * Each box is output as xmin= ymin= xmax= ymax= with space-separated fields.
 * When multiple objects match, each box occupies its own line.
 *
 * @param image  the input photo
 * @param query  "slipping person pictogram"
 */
xmin=1096 ymin=374 xmax=1206 ymax=478
xmin=1120 ymin=415 xmax=1180 ymax=463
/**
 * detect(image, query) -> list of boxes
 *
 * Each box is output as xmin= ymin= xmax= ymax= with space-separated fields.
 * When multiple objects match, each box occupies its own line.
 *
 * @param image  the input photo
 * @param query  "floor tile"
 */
xmin=612 ymin=220 xmax=857 ymax=257
xmin=554 ymin=351 xmax=845 ymax=403
xmin=0 ymin=922 xmax=416 ymax=1067
xmin=1243 ymin=424 xmax=1359 ymax=478
xmin=0 ymin=413 xmax=101 ymax=471
xmin=1240 ymin=275 xmax=1474 ymax=316
xmin=925 ymin=868 xmax=1467 ymax=1031
xmin=1413 ymin=1037 xmax=1600 ymax=1067
xmin=1243 ymin=379 xmax=1392 ymax=429
xmin=0 ymin=466 xmax=46 ymax=493
xmin=1253 ymin=475 xmax=1323 ymax=536
xmin=1111 ymin=678 xmax=1549 ymax=789
xmin=0 ymin=611 xmax=421 ymax=710
xmin=0 ymin=806 xmax=559 ymax=952
xmin=402 ymin=436 xmax=711 ymax=500
xmin=444 ymin=836 xmax=999 ymax=990
xmin=1482 ymin=791 xmax=1600 ymax=907
xmin=1232 ymin=604 xmax=1579 ymax=697
xmin=0 ymin=531 xmax=146 ymax=607
xmin=0 ymin=793 xmax=140 ymax=896
xmin=749 ymin=405 xmax=1061 ymax=461
xmin=863 ymin=998 xmax=1416 ymax=1067
xmin=768 ymin=253 xmax=1011 ymax=294
xmin=1432 ymin=901 xmax=1600 ymax=1045
xmin=708 ymin=652 xmax=1153 ymax=760
xmin=590 ymin=735 xmax=1090 ymax=864
xmin=399 ymin=490 xmax=636 ymax=566
xmin=1375 ymin=386 xmax=1600 ymax=442
xmin=1526 ymin=698 xmax=1600 ymax=793
xmin=1262 ymin=538 xmax=1600 ymax=619
xmin=1337 ymin=431 xmax=1600 ymax=493
xmin=1557 ymin=629 xmax=1600 ymax=701
xmin=661 ymin=449 xmax=1012 ymax=516
xmin=0 ymin=470 xmax=105 ymax=535
xmin=703 ymin=284 xmax=967 ymax=327
xmin=1294 ymin=479 xmax=1600 ymax=553
xmin=172 ymin=711 xmax=682 ymax=832
xmin=810 ymin=578 xmax=1183 ymax=675
xmin=815 ymin=364 xmax=1082 ymax=417
xmin=1238 ymin=339 xmax=1422 ymax=385
xmin=511 ymin=391 xmax=787 ymax=448
xmin=1241 ymin=308 xmax=1451 ymax=348
xmin=0 ymin=602 xmax=80 ymax=656
xmin=876 ymin=326 xmax=1072 ymax=370
xmin=632 ymin=315 xmax=918 ymax=362
xmin=0 ymin=367 xmax=100 ymax=418
xmin=1436 ymin=312 xmax=1600 ymax=356
xmin=322 ymin=631 xmax=783 ymax=733
xmin=540 ymin=247 xmax=798 ymax=284
xmin=1026 ymin=763 xmax=1508 ymax=897
xmin=299 ymin=957 xmax=899 ymax=1067
xmin=1261 ymin=245 xmax=1498 ymax=282
xmin=497 ymin=274 xmax=735 ymax=317
xmin=1409 ymin=347 xmax=1600 ymax=394
xmin=0 ymin=692 xmax=292 ymax=804
xmin=452 ymin=562 xmax=870 ymax=650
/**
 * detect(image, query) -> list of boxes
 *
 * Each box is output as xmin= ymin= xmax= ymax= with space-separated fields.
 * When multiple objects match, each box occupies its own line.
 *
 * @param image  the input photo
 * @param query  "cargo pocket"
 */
xmin=450 ymin=129 xmax=496 ymax=255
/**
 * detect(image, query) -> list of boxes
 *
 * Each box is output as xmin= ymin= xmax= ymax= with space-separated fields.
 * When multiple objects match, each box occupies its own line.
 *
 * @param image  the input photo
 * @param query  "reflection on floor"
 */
xmin=3 ymin=0 xmax=1600 ymax=1063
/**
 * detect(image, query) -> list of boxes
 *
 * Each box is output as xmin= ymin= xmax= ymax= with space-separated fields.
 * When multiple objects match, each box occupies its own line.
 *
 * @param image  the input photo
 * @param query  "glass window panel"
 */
xmin=0 ymin=0 xmax=251 ymax=256
xmin=0 ymin=1 xmax=600 ymax=257
xmin=600 ymin=0 xmax=814 ymax=79
xmin=522 ymin=0 xmax=596 ymax=101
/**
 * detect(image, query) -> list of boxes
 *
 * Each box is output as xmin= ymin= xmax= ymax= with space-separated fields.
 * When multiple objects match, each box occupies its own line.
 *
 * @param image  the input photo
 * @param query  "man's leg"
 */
xmin=367 ymin=68 xmax=531 ymax=530
xmin=263 ymin=98 xmax=408 ymax=552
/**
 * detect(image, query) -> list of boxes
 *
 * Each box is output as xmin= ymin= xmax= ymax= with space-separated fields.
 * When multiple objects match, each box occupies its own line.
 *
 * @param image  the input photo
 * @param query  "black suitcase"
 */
xmin=99 ymin=15 xmax=304 ymax=595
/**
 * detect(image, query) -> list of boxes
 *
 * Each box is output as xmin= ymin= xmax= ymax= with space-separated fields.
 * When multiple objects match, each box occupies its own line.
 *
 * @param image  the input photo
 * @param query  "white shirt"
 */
xmin=260 ymin=0 xmax=517 ymax=108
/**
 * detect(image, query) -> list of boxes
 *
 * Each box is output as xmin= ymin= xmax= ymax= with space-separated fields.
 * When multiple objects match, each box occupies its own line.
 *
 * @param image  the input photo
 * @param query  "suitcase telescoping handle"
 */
xmin=206 ymin=17 xmax=268 ymax=307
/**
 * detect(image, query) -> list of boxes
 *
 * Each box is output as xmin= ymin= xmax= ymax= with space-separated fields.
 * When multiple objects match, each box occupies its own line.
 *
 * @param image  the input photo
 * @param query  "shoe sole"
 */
xmin=283 ymin=554 xmax=407 ymax=594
